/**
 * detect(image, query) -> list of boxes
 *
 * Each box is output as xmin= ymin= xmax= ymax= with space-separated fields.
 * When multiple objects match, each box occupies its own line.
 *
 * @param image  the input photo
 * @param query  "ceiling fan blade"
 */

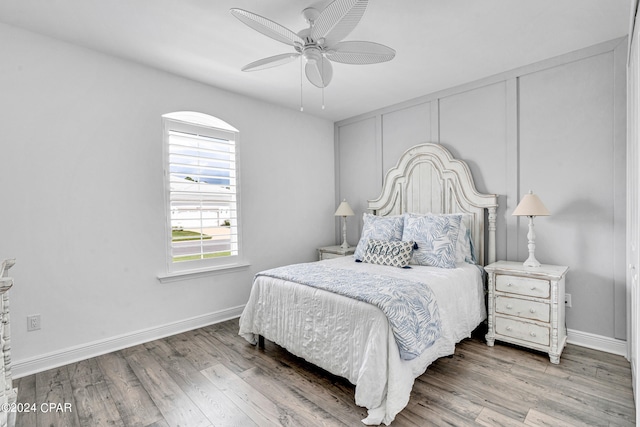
xmin=311 ymin=0 xmax=368 ymax=47
xmin=230 ymin=8 xmax=304 ymax=47
xmin=241 ymin=53 xmax=301 ymax=72
xmin=305 ymin=57 xmax=333 ymax=88
xmin=326 ymin=41 xmax=395 ymax=64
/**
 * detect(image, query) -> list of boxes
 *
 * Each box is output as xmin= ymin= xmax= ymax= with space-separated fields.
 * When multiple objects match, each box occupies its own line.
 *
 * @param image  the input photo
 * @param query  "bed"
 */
xmin=239 ymin=143 xmax=498 ymax=425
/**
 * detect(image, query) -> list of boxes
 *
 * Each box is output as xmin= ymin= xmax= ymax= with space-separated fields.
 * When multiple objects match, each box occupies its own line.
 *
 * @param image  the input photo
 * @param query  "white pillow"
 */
xmin=455 ymin=219 xmax=476 ymax=264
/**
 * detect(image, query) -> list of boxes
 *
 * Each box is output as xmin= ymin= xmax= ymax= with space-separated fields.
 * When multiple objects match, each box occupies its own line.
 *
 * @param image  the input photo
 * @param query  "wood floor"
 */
xmin=13 ymin=319 xmax=635 ymax=426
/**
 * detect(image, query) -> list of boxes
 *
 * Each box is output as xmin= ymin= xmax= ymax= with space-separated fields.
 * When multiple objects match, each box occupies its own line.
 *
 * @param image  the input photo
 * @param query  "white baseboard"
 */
xmin=12 ymin=305 xmax=245 ymax=379
xmin=13 ymin=313 xmax=627 ymax=379
xmin=567 ymin=328 xmax=628 ymax=357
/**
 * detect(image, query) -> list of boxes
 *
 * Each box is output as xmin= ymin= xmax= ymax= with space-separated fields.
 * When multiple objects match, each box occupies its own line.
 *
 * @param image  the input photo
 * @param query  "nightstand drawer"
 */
xmin=495 ymin=296 xmax=550 ymax=322
xmin=495 ymin=316 xmax=550 ymax=346
xmin=318 ymin=245 xmax=355 ymax=261
xmin=320 ymin=252 xmax=342 ymax=260
xmin=496 ymin=275 xmax=550 ymax=298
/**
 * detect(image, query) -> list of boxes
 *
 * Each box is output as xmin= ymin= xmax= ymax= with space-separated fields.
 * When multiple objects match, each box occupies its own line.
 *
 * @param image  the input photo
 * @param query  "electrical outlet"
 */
xmin=565 ymin=293 xmax=572 ymax=308
xmin=27 ymin=314 xmax=41 ymax=331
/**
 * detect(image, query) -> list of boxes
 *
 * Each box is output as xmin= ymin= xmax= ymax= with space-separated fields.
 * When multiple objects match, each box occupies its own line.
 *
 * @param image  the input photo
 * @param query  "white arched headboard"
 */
xmin=368 ymin=143 xmax=498 ymax=266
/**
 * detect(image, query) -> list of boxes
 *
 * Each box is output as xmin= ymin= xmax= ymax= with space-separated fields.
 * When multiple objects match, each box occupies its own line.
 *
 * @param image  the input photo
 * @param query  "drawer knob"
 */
xmin=506 ymin=326 xmax=512 ymax=331
xmin=529 ymin=308 xmax=536 ymax=313
xmin=507 ymin=283 xmax=513 ymax=287
xmin=530 ymin=332 xmax=537 ymax=337
xmin=530 ymin=286 xmax=536 ymax=290
xmin=506 ymin=304 xmax=513 ymax=309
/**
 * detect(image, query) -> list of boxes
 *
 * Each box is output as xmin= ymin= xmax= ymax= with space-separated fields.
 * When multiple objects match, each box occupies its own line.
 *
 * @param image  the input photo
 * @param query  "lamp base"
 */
xmin=340 ymin=215 xmax=350 ymax=251
xmin=523 ymin=216 xmax=541 ymax=267
xmin=523 ymin=255 xmax=541 ymax=268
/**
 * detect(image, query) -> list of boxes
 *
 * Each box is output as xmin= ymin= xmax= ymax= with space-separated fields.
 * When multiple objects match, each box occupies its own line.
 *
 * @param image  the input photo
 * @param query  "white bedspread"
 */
xmin=238 ymin=256 xmax=486 ymax=425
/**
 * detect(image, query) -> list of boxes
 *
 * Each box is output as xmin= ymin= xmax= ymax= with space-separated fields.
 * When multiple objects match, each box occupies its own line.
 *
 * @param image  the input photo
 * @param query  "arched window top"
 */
xmin=162 ymin=111 xmax=238 ymax=133
xmin=161 ymin=110 xmax=242 ymax=275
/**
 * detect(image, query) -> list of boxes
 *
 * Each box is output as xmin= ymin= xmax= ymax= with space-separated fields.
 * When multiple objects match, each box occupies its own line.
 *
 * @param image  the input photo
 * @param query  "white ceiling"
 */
xmin=0 ymin=0 xmax=631 ymax=121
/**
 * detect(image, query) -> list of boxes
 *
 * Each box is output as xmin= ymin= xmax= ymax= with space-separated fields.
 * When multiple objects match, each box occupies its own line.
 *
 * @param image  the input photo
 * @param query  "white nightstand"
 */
xmin=485 ymin=261 xmax=569 ymax=364
xmin=318 ymin=245 xmax=355 ymax=260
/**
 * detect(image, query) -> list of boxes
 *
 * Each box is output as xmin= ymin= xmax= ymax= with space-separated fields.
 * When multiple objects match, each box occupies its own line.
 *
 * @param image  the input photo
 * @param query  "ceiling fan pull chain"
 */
xmin=300 ymin=56 xmax=304 ymax=112
xmin=321 ymin=58 xmax=325 ymax=109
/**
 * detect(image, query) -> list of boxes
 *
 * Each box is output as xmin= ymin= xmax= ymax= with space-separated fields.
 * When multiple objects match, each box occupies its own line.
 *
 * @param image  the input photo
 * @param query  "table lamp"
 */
xmin=334 ymin=199 xmax=354 ymax=250
xmin=512 ymin=190 xmax=550 ymax=267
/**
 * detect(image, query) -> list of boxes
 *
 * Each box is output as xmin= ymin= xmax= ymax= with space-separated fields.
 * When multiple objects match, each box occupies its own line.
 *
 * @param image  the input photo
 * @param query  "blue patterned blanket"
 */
xmin=256 ymin=263 xmax=441 ymax=360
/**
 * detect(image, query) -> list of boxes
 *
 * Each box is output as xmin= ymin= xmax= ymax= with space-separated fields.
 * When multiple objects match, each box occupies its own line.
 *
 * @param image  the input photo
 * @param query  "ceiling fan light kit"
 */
xmin=230 ymin=0 xmax=395 ymax=91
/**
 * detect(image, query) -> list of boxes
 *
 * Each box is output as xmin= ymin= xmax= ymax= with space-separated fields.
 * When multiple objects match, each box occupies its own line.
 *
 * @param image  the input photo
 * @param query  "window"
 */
xmin=162 ymin=112 xmax=241 ymax=273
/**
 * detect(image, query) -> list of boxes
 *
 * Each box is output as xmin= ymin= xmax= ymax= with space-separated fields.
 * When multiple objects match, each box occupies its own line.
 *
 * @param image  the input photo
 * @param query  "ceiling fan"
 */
xmin=230 ymin=0 xmax=395 ymax=89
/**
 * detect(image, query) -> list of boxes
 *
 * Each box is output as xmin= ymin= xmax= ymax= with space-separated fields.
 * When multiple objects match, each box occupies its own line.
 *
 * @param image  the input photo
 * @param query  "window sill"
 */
xmin=157 ymin=262 xmax=251 ymax=283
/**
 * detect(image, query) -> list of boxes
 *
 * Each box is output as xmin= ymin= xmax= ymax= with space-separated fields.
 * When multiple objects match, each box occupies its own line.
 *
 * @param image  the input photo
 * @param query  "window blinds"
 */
xmin=167 ymin=129 xmax=238 ymax=262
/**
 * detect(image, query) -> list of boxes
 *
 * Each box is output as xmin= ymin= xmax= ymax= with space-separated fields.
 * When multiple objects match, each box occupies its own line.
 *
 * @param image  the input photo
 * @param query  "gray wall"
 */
xmin=0 ymin=23 xmax=336 ymax=371
xmin=335 ymin=38 xmax=627 ymax=340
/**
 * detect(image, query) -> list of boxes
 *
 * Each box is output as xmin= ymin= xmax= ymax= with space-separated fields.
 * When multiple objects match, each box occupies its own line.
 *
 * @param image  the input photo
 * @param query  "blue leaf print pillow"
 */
xmin=354 ymin=213 xmax=404 ymax=261
xmin=402 ymin=214 xmax=462 ymax=268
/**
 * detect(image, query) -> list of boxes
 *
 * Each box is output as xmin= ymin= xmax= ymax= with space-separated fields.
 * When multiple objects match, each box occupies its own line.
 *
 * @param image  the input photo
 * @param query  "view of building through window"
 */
xmin=163 ymin=112 xmax=239 ymax=265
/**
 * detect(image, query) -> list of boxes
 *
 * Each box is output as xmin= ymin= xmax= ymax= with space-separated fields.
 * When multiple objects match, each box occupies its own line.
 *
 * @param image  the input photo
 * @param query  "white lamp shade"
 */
xmin=334 ymin=200 xmax=354 ymax=216
xmin=512 ymin=191 xmax=550 ymax=217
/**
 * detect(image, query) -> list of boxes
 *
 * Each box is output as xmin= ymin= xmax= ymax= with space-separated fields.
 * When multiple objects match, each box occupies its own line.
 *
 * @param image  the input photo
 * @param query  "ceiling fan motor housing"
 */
xmin=303 ymin=47 xmax=322 ymax=64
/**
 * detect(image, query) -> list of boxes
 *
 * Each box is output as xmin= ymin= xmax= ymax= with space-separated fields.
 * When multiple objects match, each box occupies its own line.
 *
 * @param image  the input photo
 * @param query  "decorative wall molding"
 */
xmin=336 ymin=36 xmax=629 ymax=347
xmin=567 ymin=328 xmax=628 ymax=358
xmin=336 ymin=37 xmax=626 ymax=128
xmin=12 ymin=306 xmax=245 ymax=379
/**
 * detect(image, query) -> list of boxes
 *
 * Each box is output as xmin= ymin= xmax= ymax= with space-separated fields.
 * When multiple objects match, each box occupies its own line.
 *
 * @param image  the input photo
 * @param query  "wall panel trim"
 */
xmin=336 ymin=37 xmax=626 ymax=129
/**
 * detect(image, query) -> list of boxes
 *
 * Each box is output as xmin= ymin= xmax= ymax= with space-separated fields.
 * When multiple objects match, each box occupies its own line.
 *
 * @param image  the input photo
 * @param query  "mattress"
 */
xmin=238 ymin=256 xmax=486 ymax=425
